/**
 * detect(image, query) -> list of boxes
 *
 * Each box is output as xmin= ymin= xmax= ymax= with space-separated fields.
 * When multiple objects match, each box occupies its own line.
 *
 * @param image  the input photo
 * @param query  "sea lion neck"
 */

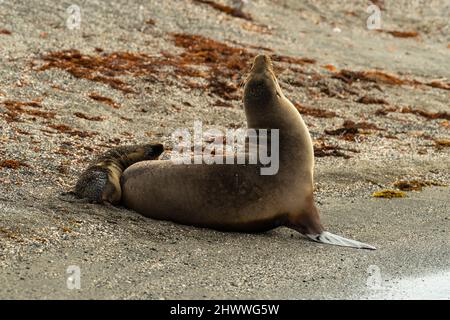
xmin=243 ymin=55 xmax=289 ymax=129
xmin=244 ymin=56 xmax=281 ymax=115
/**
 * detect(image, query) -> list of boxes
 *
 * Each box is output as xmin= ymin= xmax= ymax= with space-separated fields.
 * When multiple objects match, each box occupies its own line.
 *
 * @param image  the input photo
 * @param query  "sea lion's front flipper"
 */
xmin=58 ymin=191 xmax=92 ymax=204
xmin=306 ymin=231 xmax=376 ymax=250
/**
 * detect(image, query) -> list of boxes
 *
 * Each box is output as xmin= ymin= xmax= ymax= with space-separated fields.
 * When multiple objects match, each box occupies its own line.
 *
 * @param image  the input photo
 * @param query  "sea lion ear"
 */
xmin=306 ymin=231 xmax=376 ymax=250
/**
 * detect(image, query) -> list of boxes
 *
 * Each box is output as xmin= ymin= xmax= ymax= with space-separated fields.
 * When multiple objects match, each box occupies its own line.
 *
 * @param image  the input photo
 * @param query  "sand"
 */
xmin=0 ymin=0 xmax=449 ymax=299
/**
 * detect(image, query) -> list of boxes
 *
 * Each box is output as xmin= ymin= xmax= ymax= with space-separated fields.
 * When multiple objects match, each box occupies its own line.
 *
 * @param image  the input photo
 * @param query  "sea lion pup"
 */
xmin=74 ymin=143 xmax=164 ymax=205
xmin=122 ymin=55 xmax=375 ymax=250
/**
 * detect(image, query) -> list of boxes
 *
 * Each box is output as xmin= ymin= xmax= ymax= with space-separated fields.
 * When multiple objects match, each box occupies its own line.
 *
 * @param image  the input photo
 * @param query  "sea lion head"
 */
xmin=121 ymin=143 xmax=165 ymax=166
xmin=140 ymin=143 xmax=165 ymax=160
xmin=74 ymin=143 xmax=164 ymax=205
xmin=243 ymin=54 xmax=283 ymax=108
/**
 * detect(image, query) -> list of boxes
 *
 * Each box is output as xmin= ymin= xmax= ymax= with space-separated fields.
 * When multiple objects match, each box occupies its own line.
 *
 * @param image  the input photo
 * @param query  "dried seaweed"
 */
xmin=439 ymin=121 xmax=449 ymax=128
xmin=2 ymin=100 xmax=42 ymax=108
xmin=434 ymin=139 xmax=450 ymax=148
xmin=393 ymin=180 xmax=446 ymax=191
xmin=38 ymin=35 xmax=318 ymax=102
xmin=171 ymin=33 xmax=253 ymax=100
xmin=313 ymin=140 xmax=358 ymax=159
xmin=325 ymin=120 xmax=383 ymax=140
xmin=228 ymin=40 xmax=273 ymax=52
xmin=120 ymin=116 xmax=133 ymax=122
xmin=377 ymin=106 xmax=449 ymax=121
xmin=193 ymin=0 xmax=252 ymax=21
xmin=272 ymin=55 xmax=316 ymax=65
xmin=48 ymin=124 xmax=97 ymax=138
xmin=39 ymin=50 xmax=142 ymax=93
xmin=0 ymin=227 xmax=23 ymax=242
xmin=322 ymin=64 xmax=337 ymax=72
xmin=294 ymin=102 xmax=337 ymax=118
xmin=214 ymin=100 xmax=234 ymax=108
xmin=0 ymin=160 xmax=29 ymax=169
xmin=372 ymin=190 xmax=407 ymax=198
xmin=333 ymin=69 xmax=450 ymax=92
xmin=356 ymin=95 xmax=388 ymax=105
xmin=0 ymin=100 xmax=55 ymax=122
xmin=370 ymin=0 xmax=385 ymax=10
xmin=383 ymin=30 xmax=419 ymax=38
xmin=399 ymin=106 xmax=450 ymax=120
xmin=14 ymin=128 xmax=31 ymax=135
xmin=88 ymin=93 xmax=121 ymax=108
xmin=74 ymin=112 xmax=105 ymax=121
xmin=427 ymin=81 xmax=450 ymax=90
xmin=333 ymin=69 xmax=415 ymax=86
xmin=241 ymin=22 xmax=272 ymax=34
xmin=374 ymin=106 xmax=399 ymax=116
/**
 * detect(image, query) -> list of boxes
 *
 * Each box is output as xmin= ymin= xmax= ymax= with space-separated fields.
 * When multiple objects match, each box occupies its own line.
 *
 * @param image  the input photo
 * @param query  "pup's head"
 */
xmin=125 ymin=143 xmax=164 ymax=163
xmin=141 ymin=143 xmax=164 ymax=160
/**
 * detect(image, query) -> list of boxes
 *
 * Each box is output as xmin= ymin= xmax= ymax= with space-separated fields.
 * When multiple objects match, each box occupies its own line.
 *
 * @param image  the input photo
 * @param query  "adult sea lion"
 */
xmin=121 ymin=55 xmax=375 ymax=250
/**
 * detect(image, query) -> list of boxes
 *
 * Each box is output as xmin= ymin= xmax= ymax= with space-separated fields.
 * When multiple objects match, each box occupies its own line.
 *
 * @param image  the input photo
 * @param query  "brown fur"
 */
xmin=121 ymin=55 xmax=322 ymax=235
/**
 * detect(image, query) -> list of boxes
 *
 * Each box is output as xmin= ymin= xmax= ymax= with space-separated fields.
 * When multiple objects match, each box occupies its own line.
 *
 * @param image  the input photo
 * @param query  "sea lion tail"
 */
xmin=306 ymin=231 xmax=376 ymax=250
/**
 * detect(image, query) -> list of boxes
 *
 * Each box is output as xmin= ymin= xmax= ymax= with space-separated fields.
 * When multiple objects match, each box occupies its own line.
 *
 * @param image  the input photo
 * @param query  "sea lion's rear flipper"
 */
xmin=306 ymin=231 xmax=376 ymax=250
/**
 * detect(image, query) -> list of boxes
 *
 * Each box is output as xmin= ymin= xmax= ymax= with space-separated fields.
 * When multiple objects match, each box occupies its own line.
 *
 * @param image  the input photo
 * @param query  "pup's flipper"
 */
xmin=58 ymin=191 xmax=92 ymax=204
xmin=306 ymin=231 xmax=376 ymax=250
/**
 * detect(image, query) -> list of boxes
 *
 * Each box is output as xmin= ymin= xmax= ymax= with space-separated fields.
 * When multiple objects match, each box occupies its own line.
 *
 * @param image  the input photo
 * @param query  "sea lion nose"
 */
xmin=251 ymin=54 xmax=271 ymax=73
